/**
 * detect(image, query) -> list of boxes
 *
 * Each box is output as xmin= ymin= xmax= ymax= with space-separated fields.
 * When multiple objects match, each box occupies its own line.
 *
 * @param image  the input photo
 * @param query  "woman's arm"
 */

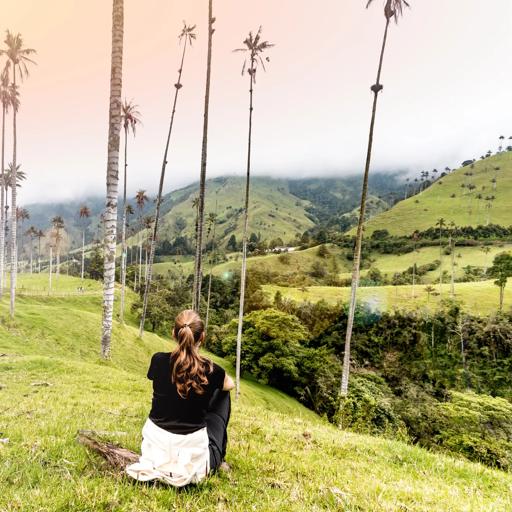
xmin=223 ymin=373 xmax=235 ymax=391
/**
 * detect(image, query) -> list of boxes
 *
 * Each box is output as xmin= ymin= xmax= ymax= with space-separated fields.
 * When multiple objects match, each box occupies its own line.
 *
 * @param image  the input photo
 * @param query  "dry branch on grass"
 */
xmin=77 ymin=430 xmax=139 ymax=470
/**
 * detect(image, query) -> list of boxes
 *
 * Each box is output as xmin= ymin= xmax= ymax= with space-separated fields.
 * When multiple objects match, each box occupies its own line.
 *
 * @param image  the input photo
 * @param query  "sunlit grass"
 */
xmin=264 ymin=280 xmax=511 ymax=316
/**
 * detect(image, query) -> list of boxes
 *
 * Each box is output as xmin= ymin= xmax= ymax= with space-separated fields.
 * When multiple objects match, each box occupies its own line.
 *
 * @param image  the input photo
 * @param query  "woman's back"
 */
xmin=148 ymin=352 xmax=226 ymax=435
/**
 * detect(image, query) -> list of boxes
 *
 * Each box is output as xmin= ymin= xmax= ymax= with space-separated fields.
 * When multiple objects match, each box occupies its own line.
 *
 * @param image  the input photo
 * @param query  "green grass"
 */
xmin=153 ymin=244 xmax=350 ymax=278
xmin=264 ymin=280 xmax=511 ymax=316
xmin=15 ymin=273 xmax=102 ymax=295
xmin=368 ymin=243 xmax=512 ymax=283
xmin=358 ymin=151 xmax=512 ymax=236
xmin=1 ymin=276 xmax=512 ymax=510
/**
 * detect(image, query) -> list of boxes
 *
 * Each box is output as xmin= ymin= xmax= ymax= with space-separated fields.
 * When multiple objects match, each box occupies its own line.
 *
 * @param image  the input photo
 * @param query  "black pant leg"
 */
xmin=206 ymin=390 xmax=231 ymax=471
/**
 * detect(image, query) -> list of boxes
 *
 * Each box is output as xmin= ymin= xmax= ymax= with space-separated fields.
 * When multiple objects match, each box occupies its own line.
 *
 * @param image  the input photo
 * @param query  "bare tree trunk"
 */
xmin=138 ymin=233 xmax=142 ymax=292
xmin=38 ymin=237 xmax=41 ymax=273
xmin=9 ymin=66 xmax=18 ymax=318
xmin=340 ymin=19 xmax=390 ymax=397
xmin=101 ymin=0 xmax=124 ymax=359
xmin=438 ymin=226 xmax=443 ymax=297
xmin=120 ymin=125 xmax=128 ymax=323
xmin=139 ymin=38 xmax=189 ymax=337
xmin=499 ymin=285 xmax=504 ymax=312
xmin=56 ymin=239 xmax=60 ymax=279
xmin=205 ymin=202 xmax=218 ymax=334
xmin=49 ymin=246 xmax=53 ymax=293
xmin=192 ymin=0 xmax=214 ymax=312
xmin=450 ymin=234 xmax=455 ymax=298
xmin=235 ymin=69 xmax=255 ymax=400
xmin=81 ymin=230 xmax=85 ymax=280
xmin=29 ymin=237 xmax=33 ymax=274
xmin=0 ymin=103 xmax=5 ymax=298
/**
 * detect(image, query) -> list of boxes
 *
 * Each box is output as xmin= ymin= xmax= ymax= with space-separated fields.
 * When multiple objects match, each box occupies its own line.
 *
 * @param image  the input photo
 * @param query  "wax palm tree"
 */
xmin=16 ymin=206 xmax=29 ymax=269
xmin=425 ymin=285 xmax=435 ymax=303
xmin=192 ymin=0 xmax=216 ymax=312
xmin=35 ymin=228 xmax=44 ymax=273
xmin=204 ymin=208 xmax=218 ymax=334
xmin=449 ymin=221 xmax=456 ymax=298
xmin=51 ymin=215 xmax=64 ymax=278
xmin=233 ymin=26 xmax=274 ymax=398
xmin=142 ymin=215 xmax=154 ymax=284
xmin=25 ymin=225 xmax=36 ymax=273
xmin=134 ymin=189 xmax=148 ymax=291
xmin=139 ymin=22 xmax=196 ymax=336
xmin=2 ymin=30 xmax=36 ymax=317
xmin=0 ymin=62 xmax=15 ymax=297
xmin=340 ymin=0 xmax=410 ymax=396
xmin=411 ymin=230 xmax=419 ymax=298
xmin=101 ymin=0 xmax=124 ymax=358
xmin=436 ymin=217 xmax=445 ymax=295
xmin=79 ymin=205 xmax=91 ymax=280
xmin=119 ymin=99 xmax=141 ymax=323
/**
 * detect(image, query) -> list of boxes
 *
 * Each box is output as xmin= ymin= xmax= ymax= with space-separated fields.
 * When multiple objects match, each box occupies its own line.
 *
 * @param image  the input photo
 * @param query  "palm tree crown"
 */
xmin=234 ymin=26 xmax=274 ymax=80
xmin=79 ymin=205 xmax=91 ymax=219
xmin=179 ymin=22 xmax=197 ymax=46
xmin=2 ymin=31 xmax=36 ymax=80
xmin=366 ymin=0 xmax=410 ymax=21
xmin=121 ymin=100 xmax=141 ymax=135
xmin=135 ymin=190 xmax=148 ymax=210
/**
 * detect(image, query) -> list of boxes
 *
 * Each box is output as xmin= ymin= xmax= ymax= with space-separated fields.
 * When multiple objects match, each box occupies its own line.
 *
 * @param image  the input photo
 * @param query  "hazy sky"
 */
xmin=2 ymin=0 xmax=512 ymax=204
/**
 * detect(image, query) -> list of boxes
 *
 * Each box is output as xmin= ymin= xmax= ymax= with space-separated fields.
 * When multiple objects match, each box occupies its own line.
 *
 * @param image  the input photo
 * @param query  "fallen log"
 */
xmin=77 ymin=430 xmax=139 ymax=470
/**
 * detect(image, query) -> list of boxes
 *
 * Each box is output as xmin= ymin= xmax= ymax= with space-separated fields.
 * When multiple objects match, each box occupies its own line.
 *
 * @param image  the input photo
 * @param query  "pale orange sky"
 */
xmin=1 ymin=0 xmax=512 ymax=203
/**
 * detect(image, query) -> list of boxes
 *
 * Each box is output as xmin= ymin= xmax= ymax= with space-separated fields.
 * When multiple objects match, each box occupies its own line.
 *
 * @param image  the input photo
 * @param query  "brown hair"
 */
xmin=171 ymin=309 xmax=213 ymax=399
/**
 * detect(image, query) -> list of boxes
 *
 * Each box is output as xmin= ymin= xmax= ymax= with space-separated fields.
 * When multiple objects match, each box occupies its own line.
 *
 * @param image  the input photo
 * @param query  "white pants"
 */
xmin=126 ymin=418 xmax=210 ymax=487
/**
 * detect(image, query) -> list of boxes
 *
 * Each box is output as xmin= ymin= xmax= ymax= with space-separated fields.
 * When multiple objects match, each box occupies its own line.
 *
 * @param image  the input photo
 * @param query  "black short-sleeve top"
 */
xmin=147 ymin=352 xmax=226 ymax=435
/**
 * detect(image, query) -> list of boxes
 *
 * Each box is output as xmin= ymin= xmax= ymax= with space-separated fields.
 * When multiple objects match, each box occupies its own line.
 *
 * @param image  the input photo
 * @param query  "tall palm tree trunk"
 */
xmin=0 ymin=103 xmax=5 ymax=298
xmin=81 ymin=230 xmax=85 ymax=280
xmin=101 ymin=0 xmax=124 ymax=359
xmin=139 ymin=38 xmax=189 ymax=337
xmin=340 ymin=18 xmax=390 ymax=397
xmin=192 ymin=0 xmax=214 ymax=312
xmin=450 ymin=235 xmax=455 ymax=298
xmin=235 ymin=70 xmax=255 ymax=399
xmin=29 ymin=237 xmax=33 ymax=273
xmin=205 ymin=202 xmax=218 ymax=334
xmin=38 ymin=237 xmax=41 ymax=273
xmin=119 ymin=125 xmax=128 ymax=322
xmin=9 ymin=65 xmax=18 ymax=318
xmin=138 ymin=231 xmax=142 ymax=291
xmin=49 ymin=246 xmax=53 ymax=293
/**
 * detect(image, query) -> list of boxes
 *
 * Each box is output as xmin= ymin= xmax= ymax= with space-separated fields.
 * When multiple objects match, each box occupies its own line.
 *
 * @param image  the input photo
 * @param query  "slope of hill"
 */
xmin=23 ymin=173 xmax=404 ymax=254
xmin=359 ymin=151 xmax=512 ymax=236
xmin=1 ymin=278 xmax=512 ymax=511
xmin=155 ymin=176 xmax=316 ymax=248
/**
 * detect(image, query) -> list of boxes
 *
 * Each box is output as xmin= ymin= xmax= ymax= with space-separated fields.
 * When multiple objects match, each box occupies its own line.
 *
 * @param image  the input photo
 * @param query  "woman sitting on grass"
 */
xmin=126 ymin=309 xmax=234 ymax=487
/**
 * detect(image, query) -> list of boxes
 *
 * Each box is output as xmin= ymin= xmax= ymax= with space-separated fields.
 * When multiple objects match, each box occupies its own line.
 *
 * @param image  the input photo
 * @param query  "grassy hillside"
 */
xmin=2 ymin=278 xmax=512 ymax=510
xmin=264 ymin=280 xmax=511 ymax=315
xmin=359 ymin=151 xmax=512 ymax=236
xmin=367 ymin=242 xmax=512 ymax=283
xmin=153 ymin=243 xmax=350 ymax=278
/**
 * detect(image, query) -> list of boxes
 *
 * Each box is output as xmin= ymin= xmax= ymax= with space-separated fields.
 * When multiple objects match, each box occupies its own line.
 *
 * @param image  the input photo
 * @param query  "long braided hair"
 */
xmin=171 ymin=309 xmax=213 ymax=398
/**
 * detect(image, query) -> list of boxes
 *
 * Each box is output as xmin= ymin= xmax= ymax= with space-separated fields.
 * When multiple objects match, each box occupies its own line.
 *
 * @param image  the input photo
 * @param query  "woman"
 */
xmin=126 ymin=309 xmax=234 ymax=487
